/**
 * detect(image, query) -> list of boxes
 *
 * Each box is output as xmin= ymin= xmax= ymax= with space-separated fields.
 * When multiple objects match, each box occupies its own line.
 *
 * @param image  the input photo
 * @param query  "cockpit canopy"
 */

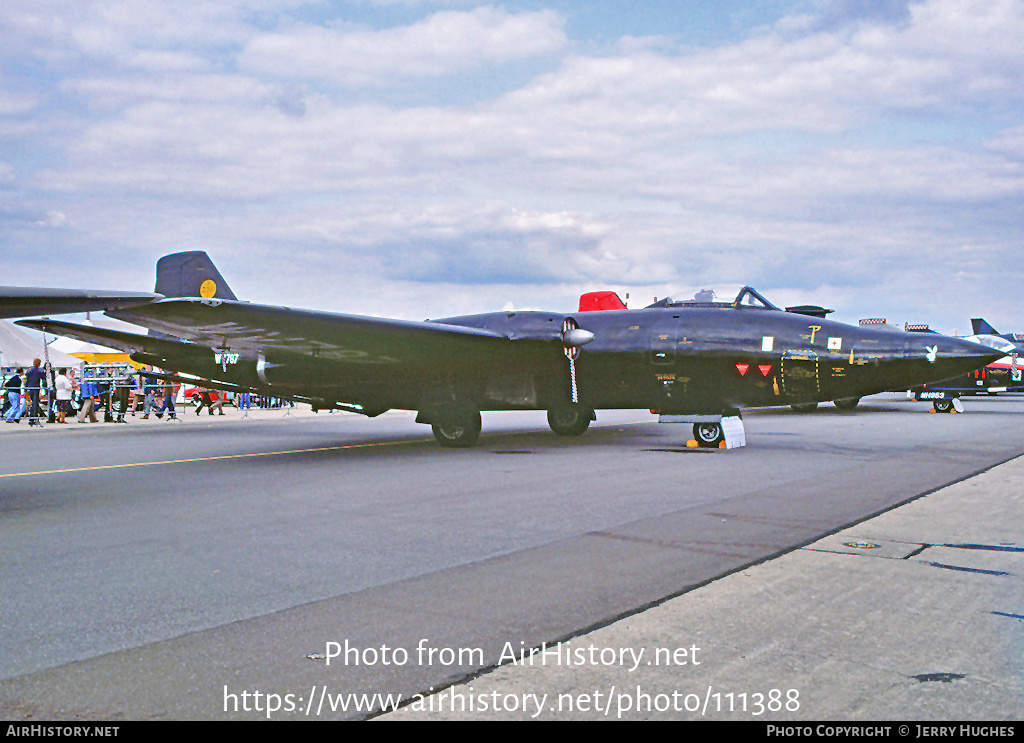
xmin=644 ymin=286 xmax=779 ymax=311
xmin=967 ymin=334 xmax=1020 ymax=354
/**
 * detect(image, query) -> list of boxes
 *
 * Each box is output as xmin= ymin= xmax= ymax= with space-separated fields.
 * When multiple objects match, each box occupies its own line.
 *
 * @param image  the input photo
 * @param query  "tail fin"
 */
xmin=971 ymin=318 xmax=998 ymax=336
xmin=155 ymin=251 xmax=237 ymax=301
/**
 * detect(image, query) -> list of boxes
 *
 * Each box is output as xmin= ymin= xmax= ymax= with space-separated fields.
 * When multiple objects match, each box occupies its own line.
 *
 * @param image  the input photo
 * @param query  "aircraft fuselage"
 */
xmin=435 ymin=305 xmax=998 ymax=416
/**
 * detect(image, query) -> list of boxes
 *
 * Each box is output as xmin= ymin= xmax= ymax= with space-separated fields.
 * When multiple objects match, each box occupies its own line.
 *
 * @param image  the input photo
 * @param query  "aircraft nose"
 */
xmin=931 ymin=336 xmax=1004 ymax=376
xmin=947 ymin=336 xmax=1004 ymax=363
xmin=917 ymin=335 xmax=1003 ymax=386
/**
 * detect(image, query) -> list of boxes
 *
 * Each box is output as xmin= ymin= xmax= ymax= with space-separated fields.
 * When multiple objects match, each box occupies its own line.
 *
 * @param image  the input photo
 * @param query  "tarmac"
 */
xmin=380 ymin=452 xmax=1024 ymax=720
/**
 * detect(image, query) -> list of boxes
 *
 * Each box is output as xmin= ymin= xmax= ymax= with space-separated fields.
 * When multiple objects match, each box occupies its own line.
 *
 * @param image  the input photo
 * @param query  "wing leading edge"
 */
xmin=108 ymin=298 xmax=512 ymax=367
xmin=0 ymin=288 xmax=162 ymax=319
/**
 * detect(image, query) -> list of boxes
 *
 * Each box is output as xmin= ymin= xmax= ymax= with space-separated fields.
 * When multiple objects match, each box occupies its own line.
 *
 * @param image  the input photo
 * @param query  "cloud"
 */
xmin=812 ymin=0 xmax=915 ymax=31
xmin=0 ymin=91 xmax=42 ymax=116
xmin=239 ymin=6 xmax=567 ymax=85
xmin=296 ymin=202 xmax=620 ymax=284
xmin=33 ymin=211 xmax=70 ymax=228
xmin=30 ymin=0 xmax=1024 ymax=194
xmin=1 ymin=0 xmax=1022 ymax=330
xmin=501 ymin=0 xmax=1024 ymax=147
xmin=0 ymin=1 xmax=255 ymax=63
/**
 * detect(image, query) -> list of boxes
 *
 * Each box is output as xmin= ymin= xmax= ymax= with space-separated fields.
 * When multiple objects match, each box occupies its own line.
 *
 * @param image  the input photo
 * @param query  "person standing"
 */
xmin=140 ymin=367 xmax=159 ymax=419
xmin=238 ymin=391 xmax=251 ymax=416
xmin=25 ymin=358 xmax=45 ymax=427
xmin=4 ymin=368 xmax=25 ymax=423
xmin=77 ymin=368 xmax=100 ymax=423
xmin=155 ymin=375 xmax=178 ymax=421
xmin=54 ymin=368 xmax=73 ymax=423
xmin=111 ymin=369 xmax=134 ymax=423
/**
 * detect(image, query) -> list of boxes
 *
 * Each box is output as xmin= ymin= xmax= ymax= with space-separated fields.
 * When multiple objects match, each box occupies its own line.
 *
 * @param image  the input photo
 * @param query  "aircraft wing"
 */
xmin=20 ymin=299 xmax=572 ymax=418
xmin=0 ymin=288 xmax=162 ymax=319
xmin=14 ymin=317 xmax=373 ymax=407
xmin=107 ymin=298 xmax=515 ymax=366
xmin=15 ymin=317 xmax=206 ymax=360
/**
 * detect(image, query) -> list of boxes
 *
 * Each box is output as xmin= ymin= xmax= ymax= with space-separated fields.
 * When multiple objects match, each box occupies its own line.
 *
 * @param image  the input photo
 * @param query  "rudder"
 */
xmin=155 ymin=251 xmax=237 ymax=300
xmin=971 ymin=318 xmax=998 ymax=336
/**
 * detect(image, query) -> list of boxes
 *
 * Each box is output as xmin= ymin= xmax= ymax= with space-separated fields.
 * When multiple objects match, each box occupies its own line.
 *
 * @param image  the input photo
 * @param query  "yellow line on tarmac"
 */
xmin=0 ymin=418 xmax=654 ymax=479
xmin=0 ymin=438 xmax=422 ymax=479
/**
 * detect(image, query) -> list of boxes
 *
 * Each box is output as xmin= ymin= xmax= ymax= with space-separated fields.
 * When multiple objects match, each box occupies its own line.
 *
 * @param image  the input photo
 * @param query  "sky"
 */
xmin=1 ymin=0 xmax=1022 ymax=334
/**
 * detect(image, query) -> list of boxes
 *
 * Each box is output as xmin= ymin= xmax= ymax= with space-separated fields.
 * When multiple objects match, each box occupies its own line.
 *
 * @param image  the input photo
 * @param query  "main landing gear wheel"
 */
xmin=933 ymin=399 xmax=954 ymax=413
xmin=790 ymin=402 xmax=819 ymax=412
xmin=833 ymin=397 xmax=861 ymax=410
xmin=693 ymin=422 xmax=724 ymax=448
xmin=431 ymin=409 xmax=482 ymax=448
xmin=547 ymin=406 xmax=593 ymax=436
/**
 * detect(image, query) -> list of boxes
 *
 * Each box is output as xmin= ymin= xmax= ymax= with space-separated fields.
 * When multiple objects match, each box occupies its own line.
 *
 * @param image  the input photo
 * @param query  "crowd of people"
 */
xmin=1 ymin=360 xmax=273 ymax=427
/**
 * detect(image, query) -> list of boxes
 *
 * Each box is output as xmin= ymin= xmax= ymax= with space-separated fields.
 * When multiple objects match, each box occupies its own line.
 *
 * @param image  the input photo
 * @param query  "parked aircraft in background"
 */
xmin=912 ymin=319 xmax=1024 ymax=406
xmin=972 ymin=318 xmax=1024 ymax=346
xmin=4 ymin=252 xmax=1001 ymax=447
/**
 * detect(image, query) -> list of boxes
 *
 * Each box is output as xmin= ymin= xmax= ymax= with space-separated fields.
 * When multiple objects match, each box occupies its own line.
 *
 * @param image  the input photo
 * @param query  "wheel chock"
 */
xmin=667 ymin=415 xmax=745 ymax=449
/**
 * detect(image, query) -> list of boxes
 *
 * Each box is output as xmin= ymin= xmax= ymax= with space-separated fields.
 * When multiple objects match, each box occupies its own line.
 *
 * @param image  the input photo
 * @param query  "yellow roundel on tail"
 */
xmin=200 ymin=279 xmax=217 ymax=298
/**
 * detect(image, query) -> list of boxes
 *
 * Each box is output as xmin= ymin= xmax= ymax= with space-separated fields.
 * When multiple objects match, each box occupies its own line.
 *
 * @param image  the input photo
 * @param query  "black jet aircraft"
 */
xmin=4 ymin=251 xmax=1001 ymax=447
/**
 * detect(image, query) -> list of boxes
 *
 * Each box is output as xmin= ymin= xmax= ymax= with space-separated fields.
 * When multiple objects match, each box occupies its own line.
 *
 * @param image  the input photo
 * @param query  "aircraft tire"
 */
xmin=431 ymin=409 xmax=482 ymax=448
xmin=547 ymin=406 xmax=593 ymax=436
xmin=693 ymin=422 xmax=723 ymax=447
xmin=933 ymin=399 xmax=954 ymax=413
xmin=833 ymin=396 xmax=861 ymax=410
xmin=790 ymin=402 xmax=819 ymax=412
